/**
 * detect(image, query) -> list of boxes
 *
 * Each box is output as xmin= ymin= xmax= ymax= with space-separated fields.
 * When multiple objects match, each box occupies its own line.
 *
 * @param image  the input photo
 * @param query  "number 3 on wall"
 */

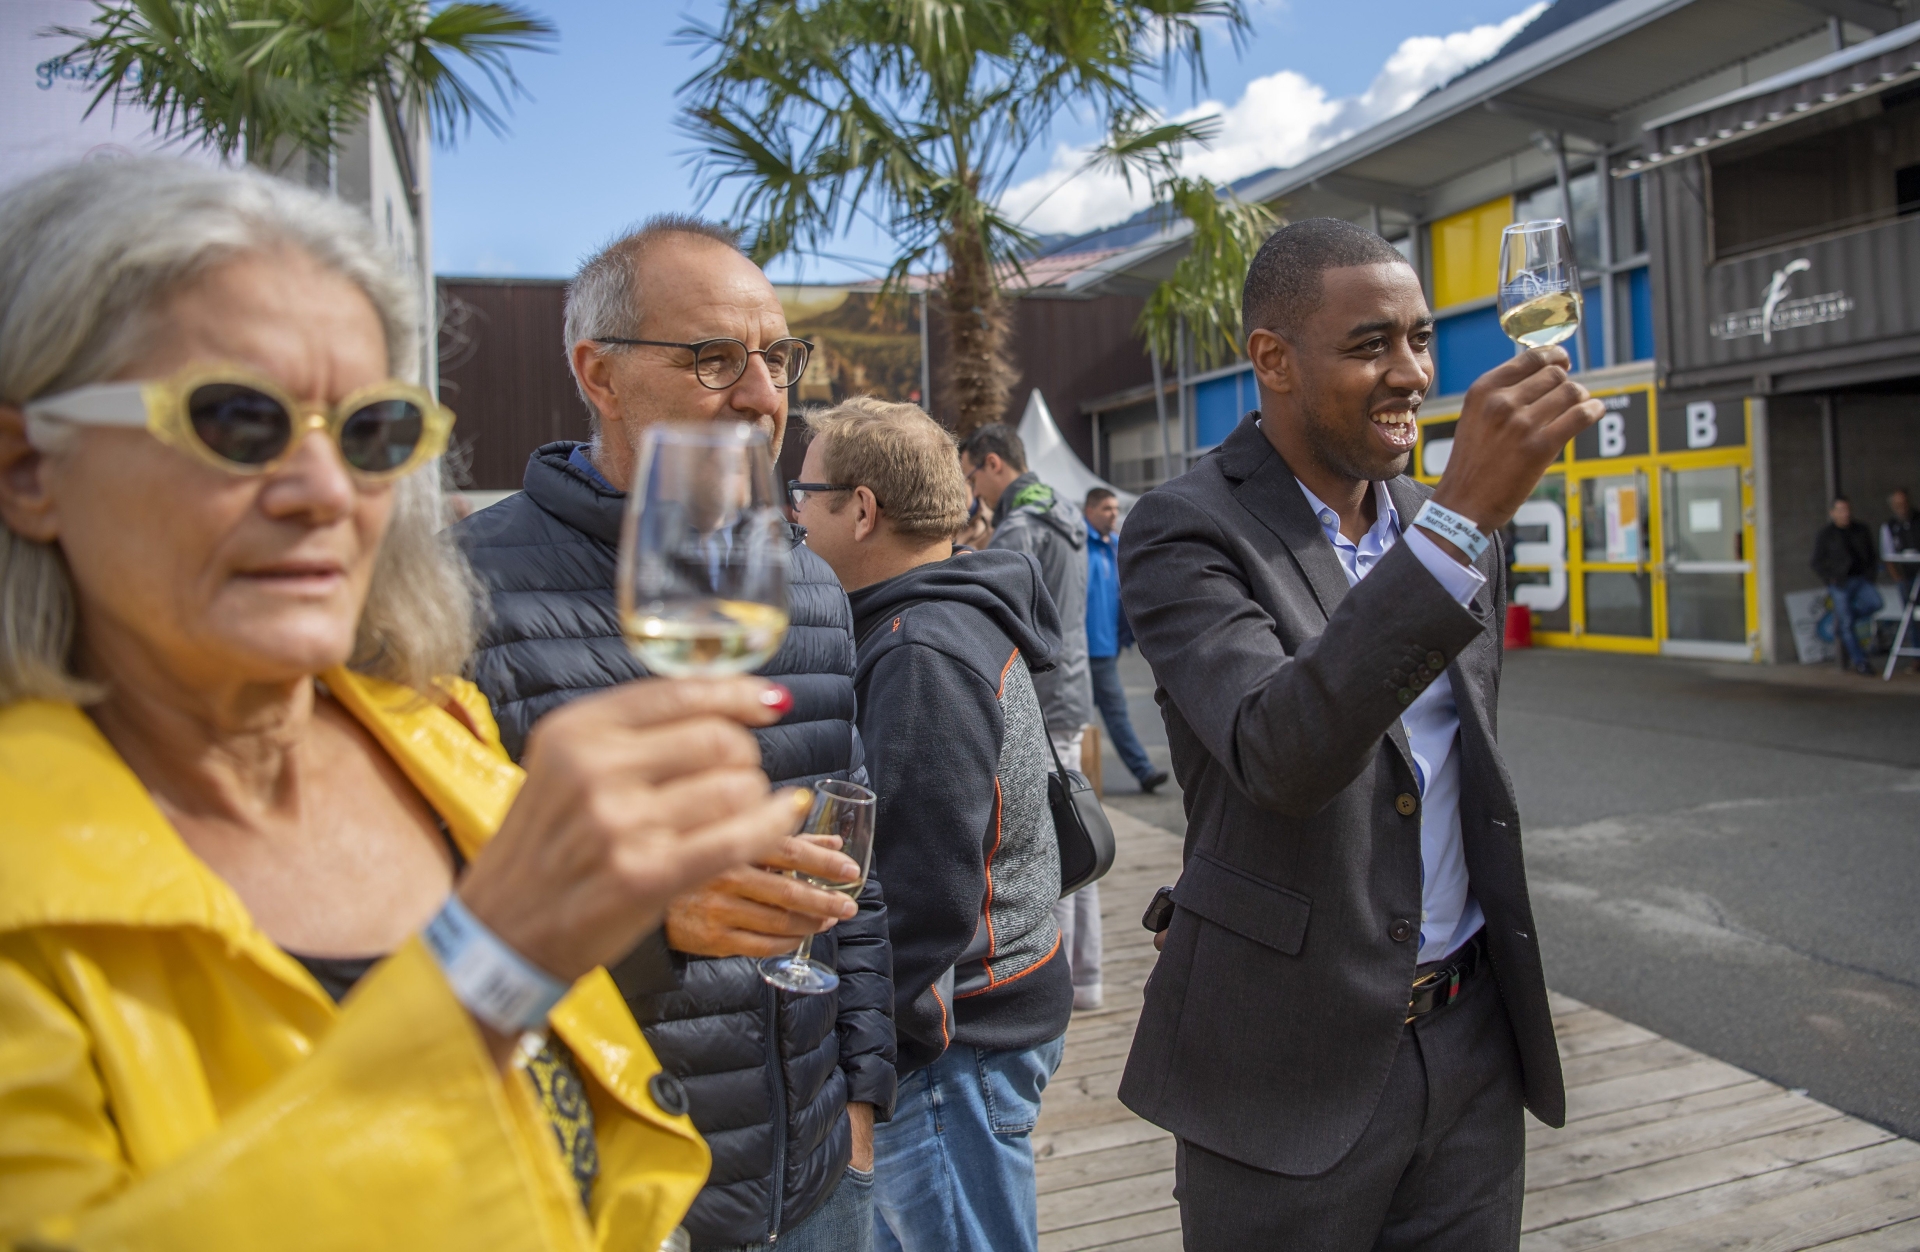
xmin=1513 ymin=498 xmax=1568 ymax=613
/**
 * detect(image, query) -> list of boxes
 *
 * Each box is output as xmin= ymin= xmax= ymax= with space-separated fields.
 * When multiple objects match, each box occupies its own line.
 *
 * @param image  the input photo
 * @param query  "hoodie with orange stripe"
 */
xmin=848 ymin=546 xmax=1074 ymax=1076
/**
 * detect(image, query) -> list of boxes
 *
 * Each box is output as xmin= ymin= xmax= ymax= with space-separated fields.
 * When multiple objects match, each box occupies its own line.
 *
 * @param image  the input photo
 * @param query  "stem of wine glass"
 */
xmin=790 ymin=931 xmax=815 ymax=967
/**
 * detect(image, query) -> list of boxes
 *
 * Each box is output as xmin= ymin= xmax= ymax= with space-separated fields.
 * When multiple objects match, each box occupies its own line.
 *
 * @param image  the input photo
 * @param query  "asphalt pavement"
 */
xmin=1093 ymin=646 xmax=1920 ymax=1141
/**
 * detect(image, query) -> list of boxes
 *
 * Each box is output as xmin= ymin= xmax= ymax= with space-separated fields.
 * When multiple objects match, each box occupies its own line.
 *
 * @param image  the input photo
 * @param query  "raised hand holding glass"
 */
xmin=1497 ymin=219 xmax=1583 ymax=349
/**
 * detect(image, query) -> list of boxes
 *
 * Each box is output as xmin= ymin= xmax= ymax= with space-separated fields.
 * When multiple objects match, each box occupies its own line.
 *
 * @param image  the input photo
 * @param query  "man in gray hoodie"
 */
xmin=958 ymin=424 xmax=1103 ymax=1011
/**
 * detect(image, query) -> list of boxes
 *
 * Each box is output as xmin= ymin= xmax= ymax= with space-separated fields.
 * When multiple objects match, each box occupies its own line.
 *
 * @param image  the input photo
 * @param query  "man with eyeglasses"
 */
xmin=455 ymin=216 xmax=894 ymax=1252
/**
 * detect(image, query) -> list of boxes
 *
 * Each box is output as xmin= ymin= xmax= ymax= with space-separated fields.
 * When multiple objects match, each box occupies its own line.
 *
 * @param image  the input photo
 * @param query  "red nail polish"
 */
xmin=760 ymin=684 xmax=794 ymax=715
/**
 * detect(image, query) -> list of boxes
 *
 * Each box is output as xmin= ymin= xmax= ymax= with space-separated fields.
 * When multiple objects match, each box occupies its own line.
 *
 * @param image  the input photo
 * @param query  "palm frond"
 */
xmin=45 ymin=0 xmax=554 ymax=163
xmin=1138 ymin=177 xmax=1279 ymax=369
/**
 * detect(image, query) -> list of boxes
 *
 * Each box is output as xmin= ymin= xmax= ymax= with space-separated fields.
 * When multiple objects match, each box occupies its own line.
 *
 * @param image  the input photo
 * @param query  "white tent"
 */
xmin=1015 ymin=389 xmax=1138 ymax=512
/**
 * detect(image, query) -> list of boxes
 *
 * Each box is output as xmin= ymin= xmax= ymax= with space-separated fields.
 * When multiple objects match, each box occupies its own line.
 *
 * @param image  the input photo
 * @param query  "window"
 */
xmin=1619 ymin=173 xmax=1649 ymax=259
xmin=1515 ymin=170 xmax=1602 ymax=272
xmin=1709 ymin=88 xmax=1920 ymax=257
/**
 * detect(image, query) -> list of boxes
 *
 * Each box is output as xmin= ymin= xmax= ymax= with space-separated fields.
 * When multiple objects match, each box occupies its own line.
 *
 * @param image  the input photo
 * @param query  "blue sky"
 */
xmin=431 ymin=0 xmax=1547 ymax=281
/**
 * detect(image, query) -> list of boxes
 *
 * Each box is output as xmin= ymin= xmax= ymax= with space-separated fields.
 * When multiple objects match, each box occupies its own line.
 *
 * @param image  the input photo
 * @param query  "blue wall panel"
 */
xmin=1434 ymin=304 xmax=1510 ymax=395
xmin=1194 ymin=368 xmax=1255 ymax=448
xmin=1627 ymin=266 xmax=1654 ymax=361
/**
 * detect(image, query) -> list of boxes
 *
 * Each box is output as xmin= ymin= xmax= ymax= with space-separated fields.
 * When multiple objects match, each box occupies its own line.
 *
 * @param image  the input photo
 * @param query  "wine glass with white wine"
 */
xmin=1497 ymin=219 xmax=1583 ymax=349
xmin=759 ymin=779 xmax=876 ymax=995
xmin=617 ymin=422 xmax=791 ymax=677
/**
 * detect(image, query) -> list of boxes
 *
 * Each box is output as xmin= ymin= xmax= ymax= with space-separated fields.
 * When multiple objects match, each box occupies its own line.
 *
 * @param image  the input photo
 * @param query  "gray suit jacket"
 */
xmin=1116 ymin=414 xmax=1565 ymax=1177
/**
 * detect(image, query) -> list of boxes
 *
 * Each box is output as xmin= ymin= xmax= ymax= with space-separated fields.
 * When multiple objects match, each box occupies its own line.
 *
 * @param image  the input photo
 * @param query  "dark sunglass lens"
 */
xmin=187 ymin=383 xmax=293 ymax=466
xmin=340 ymin=399 xmax=425 ymax=473
xmin=694 ymin=340 xmax=748 ymax=387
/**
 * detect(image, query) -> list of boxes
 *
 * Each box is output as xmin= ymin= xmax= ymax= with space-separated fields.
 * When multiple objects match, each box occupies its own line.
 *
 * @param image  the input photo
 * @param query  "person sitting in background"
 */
xmin=0 ymin=159 xmax=810 ymax=1249
xmin=1083 ymin=487 xmax=1169 ymax=797
xmin=795 ymin=398 xmax=1071 ymax=1252
xmin=958 ymin=425 xmax=1102 ymax=1010
xmin=1813 ymin=495 xmax=1882 ymax=675
xmin=1883 ymin=487 xmax=1918 ymax=607
xmin=455 ymin=217 xmax=893 ymax=1252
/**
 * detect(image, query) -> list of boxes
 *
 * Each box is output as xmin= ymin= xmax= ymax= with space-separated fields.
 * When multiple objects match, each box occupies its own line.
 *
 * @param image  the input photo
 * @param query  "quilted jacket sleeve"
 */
xmin=830 ymin=873 xmax=896 ymax=1121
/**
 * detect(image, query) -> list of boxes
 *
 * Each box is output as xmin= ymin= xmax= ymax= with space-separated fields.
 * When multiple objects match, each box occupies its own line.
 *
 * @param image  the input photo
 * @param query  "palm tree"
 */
xmin=1132 ymin=175 xmax=1277 ymax=481
xmin=681 ymin=0 xmax=1247 ymax=433
xmin=50 ymin=0 xmax=553 ymax=171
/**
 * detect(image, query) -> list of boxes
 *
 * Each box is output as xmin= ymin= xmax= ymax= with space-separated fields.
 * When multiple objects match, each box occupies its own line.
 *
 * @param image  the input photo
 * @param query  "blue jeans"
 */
xmin=714 ymin=1163 xmax=874 ymax=1252
xmin=1826 ymin=577 xmax=1884 ymax=666
xmin=1089 ymin=655 xmax=1156 ymax=782
xmin=872 ymin=1037 xmax=1066 ymax=1252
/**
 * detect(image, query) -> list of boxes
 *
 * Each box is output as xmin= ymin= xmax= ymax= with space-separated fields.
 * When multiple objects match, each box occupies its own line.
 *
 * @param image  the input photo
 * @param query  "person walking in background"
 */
xmin=796 ymin=398 xmax=1072 ymax=1252
xmin=455 ymin=217 xmax=893 ymax=1252
xmin=1119 ymin=218 xmax=1600 ymax=1249
xmin=1813 ymin=495 xmax=1883 ymax=675
xmin=1084 ymin=488 xmax=1170 ymax=797
xmin=958 ymin=424 xmax=1103 ymax=1009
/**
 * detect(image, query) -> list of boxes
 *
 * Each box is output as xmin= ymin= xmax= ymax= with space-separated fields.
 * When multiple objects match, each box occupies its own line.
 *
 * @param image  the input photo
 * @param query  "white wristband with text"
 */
xmin=423 ymin=893 xmax=568 ymax=1035
xmin=1412 ymin=499 xmax=1491 ymax=564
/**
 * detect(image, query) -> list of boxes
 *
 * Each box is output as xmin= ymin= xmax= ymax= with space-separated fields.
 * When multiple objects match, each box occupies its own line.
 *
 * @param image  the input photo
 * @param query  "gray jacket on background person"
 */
xmin=990 ymin=470 xmax=1093 ymax=736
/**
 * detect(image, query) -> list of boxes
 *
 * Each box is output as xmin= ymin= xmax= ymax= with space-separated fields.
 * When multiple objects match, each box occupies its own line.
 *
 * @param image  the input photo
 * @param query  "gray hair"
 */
xmin=561 ymin=214 xmax=743 ymax=425
xmin=0 ymin=158 xmax=480 ymax=706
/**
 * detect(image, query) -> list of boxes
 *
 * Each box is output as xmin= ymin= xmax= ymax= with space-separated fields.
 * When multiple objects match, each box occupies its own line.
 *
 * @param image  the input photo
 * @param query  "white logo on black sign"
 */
xmin=1710 ymin=258 xmax=1853 ymax=343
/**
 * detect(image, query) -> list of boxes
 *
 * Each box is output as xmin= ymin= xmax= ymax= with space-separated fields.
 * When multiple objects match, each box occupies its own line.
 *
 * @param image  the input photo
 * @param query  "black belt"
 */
xmin=1406 ymin=930 xmax=1485 ymax=1023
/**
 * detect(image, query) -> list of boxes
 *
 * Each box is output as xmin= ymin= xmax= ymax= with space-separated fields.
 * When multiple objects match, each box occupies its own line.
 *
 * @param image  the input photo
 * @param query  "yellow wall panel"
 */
xmin=1430 ymin=196 xmax=1513 ymax=310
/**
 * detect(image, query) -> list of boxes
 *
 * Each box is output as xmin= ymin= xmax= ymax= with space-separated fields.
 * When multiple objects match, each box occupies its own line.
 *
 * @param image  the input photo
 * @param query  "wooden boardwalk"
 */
xmin=1035 ymin=810 xmax=1920 ymax=1251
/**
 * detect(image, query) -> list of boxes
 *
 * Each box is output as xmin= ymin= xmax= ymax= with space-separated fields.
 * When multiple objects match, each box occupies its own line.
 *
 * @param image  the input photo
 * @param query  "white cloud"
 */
xmin=1000 ymin=3 xmax=1548 ymax=236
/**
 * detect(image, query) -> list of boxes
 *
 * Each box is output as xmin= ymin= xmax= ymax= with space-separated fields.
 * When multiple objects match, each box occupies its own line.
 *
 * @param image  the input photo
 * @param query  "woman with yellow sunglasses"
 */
xmin=0 ymin=159 xmax=811 ymax=1251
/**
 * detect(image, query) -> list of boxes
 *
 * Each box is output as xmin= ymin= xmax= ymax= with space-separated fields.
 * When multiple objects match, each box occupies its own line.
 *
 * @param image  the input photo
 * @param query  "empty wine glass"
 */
xmin=1497 ymin=219 xmax=1583 ymax=349
xmin=759 ymin=780 xmax=876 ymax=995
xmin=617 ymin=422 xmax=790 ymax=677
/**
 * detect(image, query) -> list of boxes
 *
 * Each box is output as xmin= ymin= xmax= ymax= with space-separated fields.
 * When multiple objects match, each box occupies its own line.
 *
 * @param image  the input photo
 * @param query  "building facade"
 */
xmin=1072 ymin=0 xmax=1918 ymax=663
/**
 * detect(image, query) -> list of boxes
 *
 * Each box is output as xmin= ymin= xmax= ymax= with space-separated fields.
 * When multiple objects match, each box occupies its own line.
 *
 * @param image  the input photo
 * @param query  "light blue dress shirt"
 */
xmin=1295 ymin=479 xmax=1487 ymax=964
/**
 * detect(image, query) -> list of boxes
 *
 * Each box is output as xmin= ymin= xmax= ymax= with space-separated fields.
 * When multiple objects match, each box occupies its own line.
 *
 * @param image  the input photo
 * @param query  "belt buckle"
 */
xmin=1405 ymin=966 xmax=1463 ymax=1024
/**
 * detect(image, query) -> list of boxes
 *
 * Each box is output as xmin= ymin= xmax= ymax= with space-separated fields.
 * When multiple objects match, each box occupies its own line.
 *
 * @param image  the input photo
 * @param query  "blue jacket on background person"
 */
xmin=454 ymin=442 xmax=895 ymax=1249
xmin=1085 ymin=519 xmax=1133 ymax=657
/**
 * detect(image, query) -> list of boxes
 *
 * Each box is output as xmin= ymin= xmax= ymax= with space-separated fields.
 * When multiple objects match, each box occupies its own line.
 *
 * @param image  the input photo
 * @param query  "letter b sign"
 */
xmin=1686 ymin=402 xmax=1717 ymax=449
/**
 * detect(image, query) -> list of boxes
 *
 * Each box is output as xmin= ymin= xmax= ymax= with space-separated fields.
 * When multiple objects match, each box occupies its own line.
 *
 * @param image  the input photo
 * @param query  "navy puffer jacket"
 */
xmin=454 ymin=443 xmax=896 ymax=1248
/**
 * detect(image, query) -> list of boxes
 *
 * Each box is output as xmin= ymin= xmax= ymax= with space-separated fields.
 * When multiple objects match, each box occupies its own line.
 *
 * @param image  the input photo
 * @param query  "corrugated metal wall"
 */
xmin=438 ymin=276 xmax=1151 ymax=489
xmin=1651 ymin=157 xmax=1920 ymax=394
xmin=437 ymin=278 xmax=590 ymax=491
xmin=921 ymin=291 xmax=1151 ymax=463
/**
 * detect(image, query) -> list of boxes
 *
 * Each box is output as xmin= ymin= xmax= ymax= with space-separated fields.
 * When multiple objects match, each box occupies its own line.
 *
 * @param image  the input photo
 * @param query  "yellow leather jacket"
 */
xmin=0 ymin=669 xmax=707 ymax=1250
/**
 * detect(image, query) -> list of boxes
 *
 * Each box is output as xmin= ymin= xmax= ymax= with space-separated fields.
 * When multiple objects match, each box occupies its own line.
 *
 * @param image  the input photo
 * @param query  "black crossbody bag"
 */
xmin=858 ymin=601 xmax=1115 ymax=897
xmin=1048 ymin=731 xmax=1117 ymax=897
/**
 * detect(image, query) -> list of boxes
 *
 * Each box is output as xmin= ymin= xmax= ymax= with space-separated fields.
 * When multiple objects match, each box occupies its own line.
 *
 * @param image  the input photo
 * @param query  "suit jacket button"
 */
xmin=1395 ymin=792 xmax=1418 ymax=816
xmin=1427 ymin=651 xmax=1445 ymax=669
xmin=1396 ymin=688 xmax=1414 ymax=706
xmin=650 ymin=1071 xmax=691 ymax=1117
xmin=1389 ymin=919 xmax=1415 ymax=943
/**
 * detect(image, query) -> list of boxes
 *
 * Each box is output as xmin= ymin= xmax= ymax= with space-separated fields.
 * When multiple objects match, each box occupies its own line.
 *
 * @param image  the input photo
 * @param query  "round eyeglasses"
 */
xmin=593 ymin=336 xmax=813 ymax=390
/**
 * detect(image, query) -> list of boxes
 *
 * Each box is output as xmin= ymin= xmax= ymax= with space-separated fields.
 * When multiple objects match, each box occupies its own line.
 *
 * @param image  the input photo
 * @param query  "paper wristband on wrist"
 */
xmin=1412 ymin=499 xmax=1491 ymax=564
xmin=423 ymin=893 xmax=568 ymax=1035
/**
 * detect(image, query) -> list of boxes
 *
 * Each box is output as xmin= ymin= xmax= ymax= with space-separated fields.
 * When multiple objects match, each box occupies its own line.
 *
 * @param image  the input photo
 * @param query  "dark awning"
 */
xmin=1622 ymin=22 xmax=1920 ymax=176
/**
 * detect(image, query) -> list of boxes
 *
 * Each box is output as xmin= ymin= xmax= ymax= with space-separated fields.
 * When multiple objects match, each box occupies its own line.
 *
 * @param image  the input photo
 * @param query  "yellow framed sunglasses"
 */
xmin=23 ymin=363 xmax=455 ymax=482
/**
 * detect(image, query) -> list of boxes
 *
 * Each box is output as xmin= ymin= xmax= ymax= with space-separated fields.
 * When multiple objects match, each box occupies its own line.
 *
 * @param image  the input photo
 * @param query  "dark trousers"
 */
xmin=1174 ymin=946 xmax=1525 ymax=1251
xmin=1089 ymin=655 xmax=1156 ymax=783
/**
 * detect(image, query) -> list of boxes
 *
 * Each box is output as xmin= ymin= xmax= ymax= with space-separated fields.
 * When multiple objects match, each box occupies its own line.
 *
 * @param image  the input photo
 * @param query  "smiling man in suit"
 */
xmin=1117 ymin=218 xmax=1604 ymax=1250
